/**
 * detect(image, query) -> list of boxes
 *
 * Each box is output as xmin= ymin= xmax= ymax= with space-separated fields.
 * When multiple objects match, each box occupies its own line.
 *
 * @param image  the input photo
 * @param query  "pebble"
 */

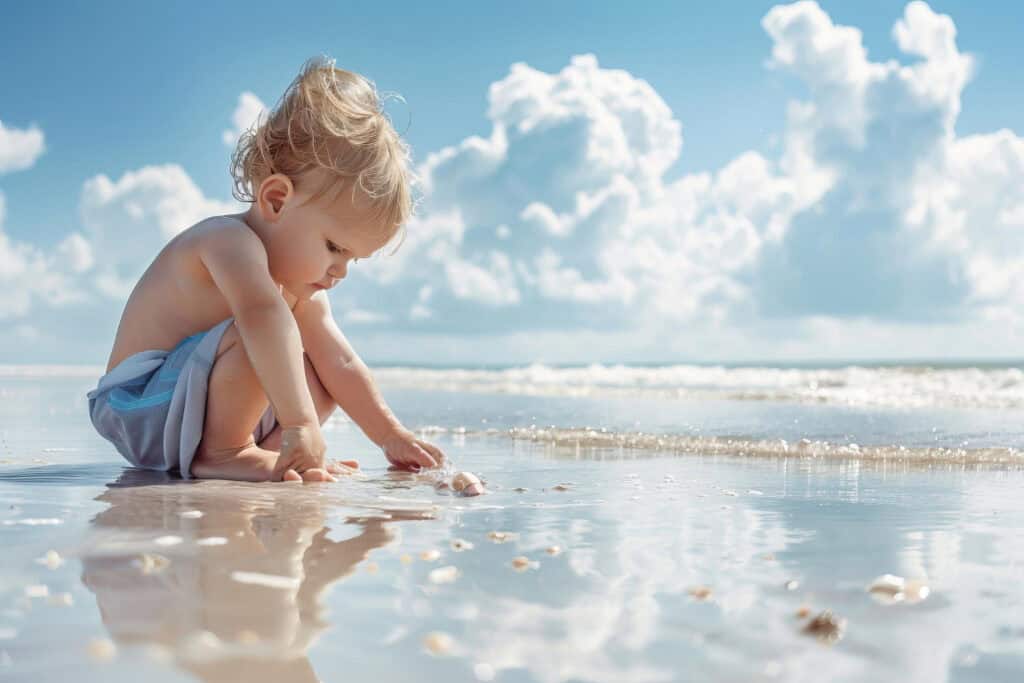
xmin=867 ymin=574 xmax=930 ymax=605
xmin=451 ymin=538 xmax=474 ymax=552
xmin=36 ymin=550 xmax=63 ymax=570
xmin=545 ymin=545 xmax=562 ymax=556
xmin=802 ymin=610 xmax=846 ymax=643
xmin=423 ymin=631 xmax=453 ymax=655
xmin=87 ymin=638 xmax=117 ymax=662
xmin=429 ymin=565 xmax=460 ymax=584
xmin=511 ymin=556 xmax=537 ymax=572
xmin=688 ymin=586 xmax=712 ymax=601
xmin=419 ymin=549 xmax=441 ymax=562
xmin=552 ymin=483 xmax=572 ymax=491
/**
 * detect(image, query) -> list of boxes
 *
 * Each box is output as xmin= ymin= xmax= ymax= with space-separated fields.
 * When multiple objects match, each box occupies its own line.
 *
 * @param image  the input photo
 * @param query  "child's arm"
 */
xmin=293 ymin=292 xmax=445 ymax=470
xmin=199 ymin=221 xmax=322 ymax=440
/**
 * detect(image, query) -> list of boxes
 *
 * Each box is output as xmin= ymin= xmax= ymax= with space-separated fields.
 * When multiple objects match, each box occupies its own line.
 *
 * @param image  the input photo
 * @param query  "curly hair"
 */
xmin=230 ymin=56 xmax=417 ymax=239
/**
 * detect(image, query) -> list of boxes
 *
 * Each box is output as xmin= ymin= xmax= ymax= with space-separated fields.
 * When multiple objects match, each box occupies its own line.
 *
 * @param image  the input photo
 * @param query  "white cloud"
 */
xmin=0 ymin=190 xmax=86 ymax=319
xmin=79 ymin=164 xmax=241 ymax=298
xmin=0 ymin=120 xmax=45 ymax=174
xmin=222 ymin=92 xmax=267 ymax=147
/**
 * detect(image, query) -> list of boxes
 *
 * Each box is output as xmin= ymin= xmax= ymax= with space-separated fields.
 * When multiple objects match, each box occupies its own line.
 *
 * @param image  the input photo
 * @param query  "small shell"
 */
xmin=87 ymin=638 xmax=117 ymax=662
xmin=487 ymin=531 xmax=513 ymax=543
xmin=795 ymin=606 xmax=811 ymax=618
xmin=36 ymin=550 xmax=63 ymax=570
xmin=802 ymin=610 xmax=846 ymax=643
xmin=451 ymin=471 xmax=482 ymax=492
xmin=688 ymin=586 xmax=712 ymax=601
xmin=451 ymin=538 xmax=474 ymax=552
xmin=545 ymin=545 xmax=562 ymax=556
xmin=784 ymin=580 xmax=800 ymax=591
xmin=511 ymin=556 xmax=536 ymax=572
xmin=552 ymin=483 xmax=572 ymax=491
xmin=423 ymin=631 xmax=454 ymax=655
xmin=419 ymin=549 xmax=441 ymax=562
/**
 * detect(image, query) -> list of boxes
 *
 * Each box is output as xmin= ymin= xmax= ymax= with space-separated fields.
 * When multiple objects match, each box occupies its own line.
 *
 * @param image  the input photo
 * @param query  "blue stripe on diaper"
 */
xmin=108 ymin=387 xmax=175 ymax=411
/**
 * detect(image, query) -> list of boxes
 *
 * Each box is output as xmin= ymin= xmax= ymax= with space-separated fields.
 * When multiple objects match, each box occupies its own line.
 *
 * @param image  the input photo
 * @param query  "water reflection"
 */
xmin=79 ymin=471 xmax=427 ymax=683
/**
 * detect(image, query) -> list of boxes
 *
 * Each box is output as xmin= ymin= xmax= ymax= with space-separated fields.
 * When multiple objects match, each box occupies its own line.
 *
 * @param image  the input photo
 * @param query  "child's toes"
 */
xmin=282 ymin=469 xmax=302 ymax=482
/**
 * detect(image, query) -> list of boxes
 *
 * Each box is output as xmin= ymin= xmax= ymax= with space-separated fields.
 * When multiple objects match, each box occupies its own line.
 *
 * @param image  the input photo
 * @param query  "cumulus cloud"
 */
xmin=222 ymin=92 xmax=267 ymax=147
xmin=79 ymin=164 xmax=240 ymax=297
xmin=0 ymin=120 xmax=45 ymax=173
xmin=339 ymin=1 xmax=1022 ymax=344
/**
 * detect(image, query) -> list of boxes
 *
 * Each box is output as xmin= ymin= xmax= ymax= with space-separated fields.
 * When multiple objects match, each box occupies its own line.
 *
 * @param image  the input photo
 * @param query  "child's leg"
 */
xmin=191 ymin=322 xmax=339 ymax=481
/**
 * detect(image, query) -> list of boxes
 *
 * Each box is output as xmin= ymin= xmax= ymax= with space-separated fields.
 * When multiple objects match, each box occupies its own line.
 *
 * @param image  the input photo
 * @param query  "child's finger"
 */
xmin=412 ymin=444 xmax=438 ymax=469
xmin=419 ymin=442 xmax=446 ymax=464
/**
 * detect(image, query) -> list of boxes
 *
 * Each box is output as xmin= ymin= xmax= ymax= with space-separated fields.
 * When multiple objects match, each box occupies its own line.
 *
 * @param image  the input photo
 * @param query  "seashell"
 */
xmin=419 ymin=549 xmax=441 ymax=562
xmin=802 ymin=610 xmax=846 ymax=643
xmin=423 ymin=631 xmax=453 ymax=655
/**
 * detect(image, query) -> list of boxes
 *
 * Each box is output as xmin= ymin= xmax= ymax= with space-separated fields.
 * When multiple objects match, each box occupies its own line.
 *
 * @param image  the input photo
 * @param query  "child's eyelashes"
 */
xmin=326 ymin=240 xmax=360 ymax=263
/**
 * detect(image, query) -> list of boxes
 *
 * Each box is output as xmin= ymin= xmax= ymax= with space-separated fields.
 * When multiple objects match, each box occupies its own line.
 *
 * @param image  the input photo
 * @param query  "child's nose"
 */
xmin=329 ymin=262 xmax=348 ymax=280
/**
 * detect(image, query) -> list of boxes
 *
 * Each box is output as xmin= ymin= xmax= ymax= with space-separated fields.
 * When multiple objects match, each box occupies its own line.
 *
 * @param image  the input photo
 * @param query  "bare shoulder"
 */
xmin=192 ymin=215 xmax=266 ymax=263
xmin=192 ymin=215 xmax=280 ymax=312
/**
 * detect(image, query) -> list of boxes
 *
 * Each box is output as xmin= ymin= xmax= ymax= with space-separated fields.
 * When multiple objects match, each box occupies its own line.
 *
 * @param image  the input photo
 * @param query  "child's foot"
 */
xmin=282 ymin=460 xmax=360 ymax=483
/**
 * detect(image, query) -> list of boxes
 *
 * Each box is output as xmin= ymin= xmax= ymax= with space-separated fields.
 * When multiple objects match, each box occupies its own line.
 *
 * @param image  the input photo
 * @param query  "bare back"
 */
xmin=105 ymin=215 xmax=297 ymax=373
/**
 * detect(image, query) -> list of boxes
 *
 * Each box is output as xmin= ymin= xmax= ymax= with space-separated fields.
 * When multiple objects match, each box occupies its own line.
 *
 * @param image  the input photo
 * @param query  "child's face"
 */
xmin=262 ymin=177 xmax=395 ymax=299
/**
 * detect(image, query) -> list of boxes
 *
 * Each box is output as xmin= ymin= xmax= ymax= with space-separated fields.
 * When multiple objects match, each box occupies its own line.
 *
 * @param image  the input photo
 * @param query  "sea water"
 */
xmin=1 ymin=364 xmax=1022 ymax=682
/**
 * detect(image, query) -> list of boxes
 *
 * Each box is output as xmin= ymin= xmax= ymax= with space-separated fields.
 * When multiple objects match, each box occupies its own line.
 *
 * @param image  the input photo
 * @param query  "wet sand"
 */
xmin=1 ymin=373 xmax=1024 ymax=682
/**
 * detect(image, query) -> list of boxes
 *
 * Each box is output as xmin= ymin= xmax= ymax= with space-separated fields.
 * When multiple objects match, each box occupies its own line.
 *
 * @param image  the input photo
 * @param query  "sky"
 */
xmin=1 ymin=0 xmax=1023 ymax=366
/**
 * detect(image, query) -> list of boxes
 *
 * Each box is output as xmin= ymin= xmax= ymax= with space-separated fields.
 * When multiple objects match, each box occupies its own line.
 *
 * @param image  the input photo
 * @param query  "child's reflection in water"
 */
xmin=80 ymin=471 xmax=425 ymax=683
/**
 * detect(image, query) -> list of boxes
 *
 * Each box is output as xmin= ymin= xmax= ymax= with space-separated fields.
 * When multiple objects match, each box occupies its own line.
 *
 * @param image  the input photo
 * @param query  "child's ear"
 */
xmin=257 ymin=174 xmax=295 ymax=221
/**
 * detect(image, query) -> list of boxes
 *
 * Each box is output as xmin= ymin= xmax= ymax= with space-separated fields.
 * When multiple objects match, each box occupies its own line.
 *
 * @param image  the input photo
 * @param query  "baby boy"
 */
xmin=86 ymin=57 xmax=450 ymax=484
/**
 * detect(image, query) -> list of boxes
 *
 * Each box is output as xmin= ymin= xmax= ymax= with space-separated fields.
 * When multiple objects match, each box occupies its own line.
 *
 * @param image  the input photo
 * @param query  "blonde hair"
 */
xmin=230 ymin=56 xmax=416 ymax=240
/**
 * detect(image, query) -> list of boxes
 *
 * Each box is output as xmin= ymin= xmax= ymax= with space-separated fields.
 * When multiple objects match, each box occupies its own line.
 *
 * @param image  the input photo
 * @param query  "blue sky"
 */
xmin=1 ymin=1 xmax=1023 ymax=365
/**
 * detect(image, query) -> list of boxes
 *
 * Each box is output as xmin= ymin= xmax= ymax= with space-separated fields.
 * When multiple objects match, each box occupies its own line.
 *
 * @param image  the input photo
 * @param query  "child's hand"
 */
xmin=272 ymin=423 xmax=328 ymax=481
xmin=381 ymin=430 xmax=446 ymax=471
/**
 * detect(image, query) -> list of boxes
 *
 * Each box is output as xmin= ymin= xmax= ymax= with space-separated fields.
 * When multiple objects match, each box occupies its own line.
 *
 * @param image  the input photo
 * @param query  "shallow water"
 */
xmin=1 ymin=369 xmax=1023 ymax=682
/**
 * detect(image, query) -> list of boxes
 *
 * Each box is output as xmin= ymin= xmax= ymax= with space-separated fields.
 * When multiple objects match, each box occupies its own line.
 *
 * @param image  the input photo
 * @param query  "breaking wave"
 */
xmin=377 ymin=363 xmax=1024 ymax=410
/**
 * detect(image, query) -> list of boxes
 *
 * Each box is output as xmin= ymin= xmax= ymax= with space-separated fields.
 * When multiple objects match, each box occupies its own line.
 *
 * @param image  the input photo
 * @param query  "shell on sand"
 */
xmin=487 ymin=531 xmax=514 ymax=543
xmin=419 ymin=549 xmax=441 ymax=562
xmin=87 ymin=638 xmax=117 ymax=662
xmin=451 ymin=538 xmax=474 ymax=552
xmin=802 ymin=610 xmax=846 ymax=643
xmin=688 ymin=586 xmax=713 ymax=601
xmin=423 ymin=631 xmax=454 ymax=655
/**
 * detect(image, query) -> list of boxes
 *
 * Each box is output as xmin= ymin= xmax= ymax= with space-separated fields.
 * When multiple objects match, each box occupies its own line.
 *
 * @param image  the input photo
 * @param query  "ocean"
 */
xmin=1 ymin=362 xmax=1022 ymax=682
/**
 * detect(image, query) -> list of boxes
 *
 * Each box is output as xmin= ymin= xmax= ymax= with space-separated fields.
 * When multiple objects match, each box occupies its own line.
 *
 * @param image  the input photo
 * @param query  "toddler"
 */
xmin=86 ymin=56 xmax=446 ymax=483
